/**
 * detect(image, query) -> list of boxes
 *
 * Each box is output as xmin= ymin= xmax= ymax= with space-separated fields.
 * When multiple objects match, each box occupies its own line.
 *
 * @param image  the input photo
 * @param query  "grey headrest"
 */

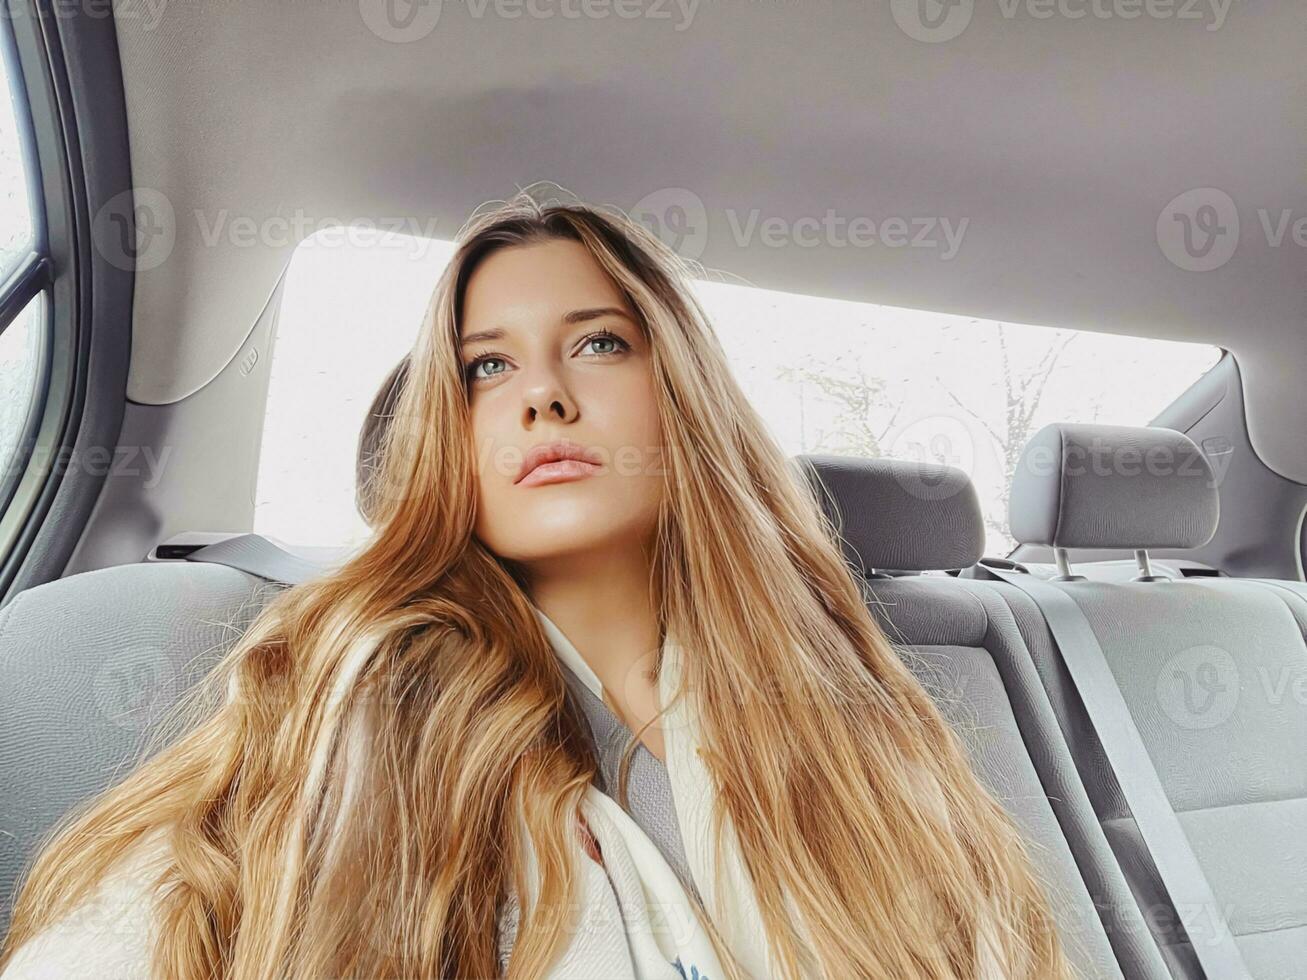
xmin=356 ymin=356 xmax=410 ymax=524
xmin=795 ymin=454 xmax=985 ymax=573
xmin=1008 ymin=423 xmax=1219 ymax=550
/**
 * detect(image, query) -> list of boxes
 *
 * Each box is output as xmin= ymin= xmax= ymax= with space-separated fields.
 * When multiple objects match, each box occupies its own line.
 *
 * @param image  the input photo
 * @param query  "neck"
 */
xmin=525 ymin=544 xmax=666 ymax=758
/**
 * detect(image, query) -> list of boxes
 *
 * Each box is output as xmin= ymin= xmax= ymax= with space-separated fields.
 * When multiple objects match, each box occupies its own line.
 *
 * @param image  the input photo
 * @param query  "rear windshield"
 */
xmin=257 ymin=232 xmax=1222 ymax=555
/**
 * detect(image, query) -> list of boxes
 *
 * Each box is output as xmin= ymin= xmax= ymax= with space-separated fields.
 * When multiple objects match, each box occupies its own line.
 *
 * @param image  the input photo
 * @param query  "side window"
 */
xmin=0 ymin=298 xmax=42 ymax=475
xmin=0 ymin=29 xmax=34 ymax=278
xmin=0 ymin=23 xmax=49 ymax=545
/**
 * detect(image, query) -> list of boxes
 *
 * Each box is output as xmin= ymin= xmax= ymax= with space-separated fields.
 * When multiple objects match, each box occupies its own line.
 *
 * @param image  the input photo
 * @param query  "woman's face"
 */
xmin=460 ymin=238 xmax=665 ymax=568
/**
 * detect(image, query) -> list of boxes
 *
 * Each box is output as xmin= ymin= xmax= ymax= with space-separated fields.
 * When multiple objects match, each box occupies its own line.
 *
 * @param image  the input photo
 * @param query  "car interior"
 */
xmin=1 ymin=3 xmax=1305 ymax=979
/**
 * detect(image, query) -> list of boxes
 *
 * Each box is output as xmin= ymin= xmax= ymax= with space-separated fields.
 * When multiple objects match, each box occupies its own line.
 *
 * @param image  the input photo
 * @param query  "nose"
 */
xmin=521 ymin=371 xmax=578 ymax=426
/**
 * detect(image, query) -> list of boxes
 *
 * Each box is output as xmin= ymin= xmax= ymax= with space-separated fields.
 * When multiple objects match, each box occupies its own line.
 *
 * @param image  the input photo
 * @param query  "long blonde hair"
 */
xmin=1 ymin=186 xmax=1075 ymax=979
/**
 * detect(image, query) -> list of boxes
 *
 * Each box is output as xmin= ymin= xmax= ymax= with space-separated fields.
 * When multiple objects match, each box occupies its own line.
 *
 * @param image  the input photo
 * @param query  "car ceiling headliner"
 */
xmin=110 ymin=0 xmax=1307 ymax=481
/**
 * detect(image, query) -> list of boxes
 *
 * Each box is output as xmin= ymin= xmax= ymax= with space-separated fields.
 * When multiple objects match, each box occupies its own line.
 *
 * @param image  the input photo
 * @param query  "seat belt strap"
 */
xmin=986 ymin=567 xmax=1249 ymax=980
xmin=185 ymin=533 xmax=325 ymax=586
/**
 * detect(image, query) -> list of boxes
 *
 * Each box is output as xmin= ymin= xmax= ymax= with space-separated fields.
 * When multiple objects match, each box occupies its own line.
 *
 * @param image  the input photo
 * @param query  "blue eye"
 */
xmin=579 ymin=331 xmax=629 ymax=356
xmin=464 ymin=330 xmax=628 ymax=384
xmin=467 ymin=356 xmax=507 ymax=381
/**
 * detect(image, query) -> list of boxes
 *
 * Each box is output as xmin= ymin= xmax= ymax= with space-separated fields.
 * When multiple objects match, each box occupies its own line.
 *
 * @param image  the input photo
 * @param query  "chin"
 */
xmin=479 ymin=506 xmax=658 ymax=565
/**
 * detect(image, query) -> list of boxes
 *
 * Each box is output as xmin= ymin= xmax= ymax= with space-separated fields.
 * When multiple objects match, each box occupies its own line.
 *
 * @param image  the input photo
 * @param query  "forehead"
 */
xmin=460 ymin=238 xmax=629 ymax=333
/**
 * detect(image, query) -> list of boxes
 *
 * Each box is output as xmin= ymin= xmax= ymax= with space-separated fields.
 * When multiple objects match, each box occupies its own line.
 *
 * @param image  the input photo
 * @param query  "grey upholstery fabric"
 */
xmin=996 ymin=578 xmax=1307 ymax=979
xmin=1009 ymin=424 xmax=1219 ymax=550
xmin=795 ymin=454 xmax=985 ymax=573
xmin=0 ymin=562 xmax=281 ymax=936
xmin=871 ymin=577 xmax=1166 ymax=980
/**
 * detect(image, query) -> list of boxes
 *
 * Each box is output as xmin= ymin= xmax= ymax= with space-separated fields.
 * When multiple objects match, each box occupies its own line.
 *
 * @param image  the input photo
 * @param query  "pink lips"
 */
xmin=515 ymin=440 xmax=604 ymax=487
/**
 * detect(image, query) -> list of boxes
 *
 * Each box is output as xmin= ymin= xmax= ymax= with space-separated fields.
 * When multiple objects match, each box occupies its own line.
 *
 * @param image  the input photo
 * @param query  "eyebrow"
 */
xmin=459 ymin=307 xmax=634 ymax=347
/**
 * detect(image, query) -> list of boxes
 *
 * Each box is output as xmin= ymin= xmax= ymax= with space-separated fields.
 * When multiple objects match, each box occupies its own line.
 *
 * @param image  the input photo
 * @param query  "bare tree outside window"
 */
xmin=934 ymin=324 xmax=1104 ymax=545
xmin=778 ymin=361 xmax=902 ymax=458
xmin=773 ymin=322 xmax=1111 ymax=551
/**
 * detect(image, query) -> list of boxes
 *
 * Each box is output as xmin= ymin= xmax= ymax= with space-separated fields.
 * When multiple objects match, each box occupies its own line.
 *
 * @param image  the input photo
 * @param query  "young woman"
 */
xmin=0 ymin=187 xmax=1074 ymax=979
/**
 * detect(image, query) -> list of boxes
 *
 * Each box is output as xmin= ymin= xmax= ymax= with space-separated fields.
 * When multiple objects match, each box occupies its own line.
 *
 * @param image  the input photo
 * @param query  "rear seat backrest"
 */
xmin=990 ymin=423 xmax=1307 ymax=980
xmin=798 ymin=454 xmax=1166 ymax=979
xmin=0 ymin=563 xmax=282 ymax=936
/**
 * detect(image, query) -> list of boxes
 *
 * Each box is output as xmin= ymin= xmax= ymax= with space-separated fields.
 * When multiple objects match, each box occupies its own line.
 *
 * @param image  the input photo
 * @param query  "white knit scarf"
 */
xmin=513 ymin=606 xmax=786 ymax=980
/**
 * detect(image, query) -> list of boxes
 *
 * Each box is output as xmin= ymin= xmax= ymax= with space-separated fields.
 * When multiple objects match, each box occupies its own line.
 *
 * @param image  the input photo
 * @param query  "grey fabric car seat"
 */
xmin=798 ymin=453 xmax=1167 ymax=980
xmin=0 ymin=563 xmax=281 ymax=936
xmin=976 ymin=423 xmax=1307 ymax=980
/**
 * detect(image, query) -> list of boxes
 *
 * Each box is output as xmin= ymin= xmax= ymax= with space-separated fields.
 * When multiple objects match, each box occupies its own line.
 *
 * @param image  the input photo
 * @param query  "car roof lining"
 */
xmin=109 ymin=2 xmax=1307 ymax=481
